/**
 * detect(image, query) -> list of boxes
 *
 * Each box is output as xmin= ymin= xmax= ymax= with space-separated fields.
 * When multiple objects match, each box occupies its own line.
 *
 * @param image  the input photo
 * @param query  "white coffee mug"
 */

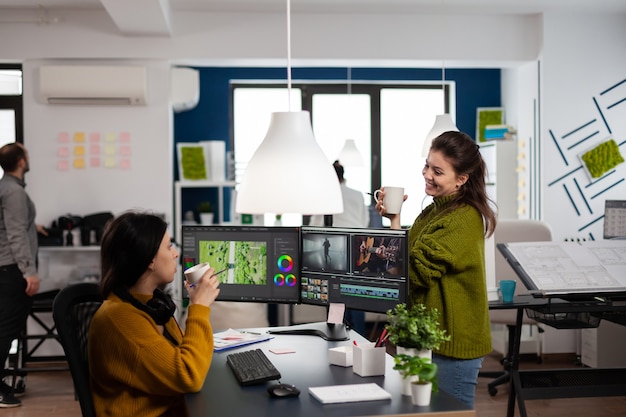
xmin=184 ymin=262 xmax=211 ymax=284
xmin=374 ymin=186 xmax=405 ymax=214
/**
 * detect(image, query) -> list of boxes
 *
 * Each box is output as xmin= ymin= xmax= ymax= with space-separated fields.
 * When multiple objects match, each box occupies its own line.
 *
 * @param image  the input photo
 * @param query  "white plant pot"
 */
xmin=396 ymin=347 xmax=432 ymax=396
xmin=411 ymin=382 xmax=433 ymax=406
xmin=200 ymin=212 xmax=214 ymax=225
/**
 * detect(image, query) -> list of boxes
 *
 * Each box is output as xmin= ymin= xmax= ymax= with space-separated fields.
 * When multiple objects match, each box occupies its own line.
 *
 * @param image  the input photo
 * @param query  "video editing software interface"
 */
xmin=300 ymin=226 xmax=409 ymax=314
xmin=181 ymin=225 xmax=301 ymax=304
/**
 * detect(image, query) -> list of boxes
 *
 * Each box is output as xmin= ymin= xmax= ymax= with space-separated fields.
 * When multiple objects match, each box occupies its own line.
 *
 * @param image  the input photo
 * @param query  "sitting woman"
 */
xmin=88 ymin=211 xmax=221 ymax=416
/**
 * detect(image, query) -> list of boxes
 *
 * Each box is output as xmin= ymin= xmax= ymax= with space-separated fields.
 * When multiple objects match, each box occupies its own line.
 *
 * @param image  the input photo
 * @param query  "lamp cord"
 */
xmin=286 ymin=0 xmax=292 ymax=111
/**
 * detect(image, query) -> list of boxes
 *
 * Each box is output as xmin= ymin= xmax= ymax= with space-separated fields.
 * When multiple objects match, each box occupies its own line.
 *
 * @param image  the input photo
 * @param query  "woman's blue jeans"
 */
xmin=433 ymin=353 xmax=483 ymax=409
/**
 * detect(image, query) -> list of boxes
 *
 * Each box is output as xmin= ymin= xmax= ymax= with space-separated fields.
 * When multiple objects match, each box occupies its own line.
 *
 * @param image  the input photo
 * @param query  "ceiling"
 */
xmin=1 ymin=0 xmax=625 ymax=36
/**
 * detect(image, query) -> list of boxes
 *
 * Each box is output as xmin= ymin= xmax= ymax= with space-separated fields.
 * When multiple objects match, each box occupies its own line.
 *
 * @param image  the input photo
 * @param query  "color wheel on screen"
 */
xmin=277 ymin=254 xmax=293 ymax=272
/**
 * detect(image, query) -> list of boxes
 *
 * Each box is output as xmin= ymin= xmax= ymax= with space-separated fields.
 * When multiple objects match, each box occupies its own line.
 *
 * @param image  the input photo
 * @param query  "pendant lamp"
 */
xmin=337 ymin=139 xmax=364 ymax=167
xmin=236 ymin=0 xmax=343 ymax=215
xmin=421 ymin=113 xmax=459 ymax=157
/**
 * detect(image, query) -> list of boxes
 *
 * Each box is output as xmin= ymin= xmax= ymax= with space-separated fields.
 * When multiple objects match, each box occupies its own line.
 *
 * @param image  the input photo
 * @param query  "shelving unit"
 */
xmin=479 ymin=140 xmax=517 ymax=219
xmin=173 ymin=180 xmax=236 ymax=242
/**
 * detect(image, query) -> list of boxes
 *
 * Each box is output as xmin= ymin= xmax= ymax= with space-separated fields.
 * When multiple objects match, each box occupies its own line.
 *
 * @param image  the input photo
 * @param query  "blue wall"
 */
xmin=174 ymin=67 xmax=501 ymax=220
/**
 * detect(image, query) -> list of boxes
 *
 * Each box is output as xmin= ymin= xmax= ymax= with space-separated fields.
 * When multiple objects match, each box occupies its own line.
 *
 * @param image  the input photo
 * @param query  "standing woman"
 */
xmin=376 ymin=131 xmax=496 ymax=408
xmin=89 ymin=211 xmax=220 ymax=416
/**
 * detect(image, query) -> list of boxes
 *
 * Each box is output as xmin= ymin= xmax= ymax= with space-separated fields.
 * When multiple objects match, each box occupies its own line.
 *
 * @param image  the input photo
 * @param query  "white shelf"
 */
xmin=479 ymin=140 xmax=517 ymax=219
xmin=173 ymin=180 xmax=236 ymax=243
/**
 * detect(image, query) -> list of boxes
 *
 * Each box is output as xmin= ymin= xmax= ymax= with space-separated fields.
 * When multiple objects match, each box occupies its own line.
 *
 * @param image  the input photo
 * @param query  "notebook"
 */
xmin=308 ymin=383 xmax=392 ymax=404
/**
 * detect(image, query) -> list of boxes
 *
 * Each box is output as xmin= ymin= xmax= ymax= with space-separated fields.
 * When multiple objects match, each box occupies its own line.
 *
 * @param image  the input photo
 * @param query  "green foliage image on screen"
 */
xmin=197 ymin=240 xmax=267 ymax=284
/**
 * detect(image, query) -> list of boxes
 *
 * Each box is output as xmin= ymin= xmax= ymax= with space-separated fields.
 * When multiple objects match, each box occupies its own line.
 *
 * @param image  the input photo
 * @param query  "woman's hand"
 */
xmin=185 ymin=267 xmax=221 ymax=307
xmin=375 ymin=187 xmax=407 ymax=230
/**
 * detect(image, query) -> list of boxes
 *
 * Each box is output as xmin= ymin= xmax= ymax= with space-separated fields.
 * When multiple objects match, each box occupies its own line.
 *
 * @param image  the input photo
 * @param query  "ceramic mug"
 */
xmin=374 ymin=186 xmax=405 ymax=214
xmin=184 ymin=262 xmax=211 ymax=284
xmin=499 ymin=279 xmax=516 ymax=303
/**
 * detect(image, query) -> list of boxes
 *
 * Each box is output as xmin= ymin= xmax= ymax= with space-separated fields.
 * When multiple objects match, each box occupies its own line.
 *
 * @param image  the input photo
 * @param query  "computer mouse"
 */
xmin=267 ymin=383 xmax=301 ymax=398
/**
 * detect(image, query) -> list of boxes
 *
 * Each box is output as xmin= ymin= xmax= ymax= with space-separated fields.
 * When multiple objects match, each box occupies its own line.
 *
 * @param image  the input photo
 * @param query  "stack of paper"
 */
xmin=213 ymin=328 xmax=273 ymax=352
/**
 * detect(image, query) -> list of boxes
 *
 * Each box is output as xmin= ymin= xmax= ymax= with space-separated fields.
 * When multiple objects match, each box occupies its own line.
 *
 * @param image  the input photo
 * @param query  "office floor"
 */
xmin=3 ymin=353 xmax=626 ymax=417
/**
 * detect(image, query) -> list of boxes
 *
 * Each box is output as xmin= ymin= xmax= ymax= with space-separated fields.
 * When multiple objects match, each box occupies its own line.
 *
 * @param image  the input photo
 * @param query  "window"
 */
xmin=0 ymin=64 xmax=23 ymax=175
xmin=232 ymin=81 xmax=452 ymax=227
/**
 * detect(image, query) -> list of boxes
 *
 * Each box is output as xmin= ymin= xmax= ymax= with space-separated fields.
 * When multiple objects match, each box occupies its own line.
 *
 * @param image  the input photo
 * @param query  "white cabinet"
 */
xmin=173 ymin=180 xmax=236 ymax=242
xmin=479 ymin=140 xmax=517 ymax=219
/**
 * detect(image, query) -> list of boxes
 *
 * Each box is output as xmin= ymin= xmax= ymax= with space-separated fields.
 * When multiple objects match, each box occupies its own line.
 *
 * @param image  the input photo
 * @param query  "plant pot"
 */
xmin=396 ymin=347 xmax=432 ymax=395
xmin=411 ymin=382 xmax=433 ymax=406
xmin=200 ymin=213 xmax=214 ymax=225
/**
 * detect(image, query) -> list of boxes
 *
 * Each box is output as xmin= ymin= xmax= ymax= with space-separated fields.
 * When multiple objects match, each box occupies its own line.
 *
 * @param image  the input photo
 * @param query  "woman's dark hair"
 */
xmin=99 ymin=211 xmax=168 ymax=297
xmin=430 ymin=131 xmax=497 ymax=237
xmin=0 ymin=143 xmax=26 ymax=172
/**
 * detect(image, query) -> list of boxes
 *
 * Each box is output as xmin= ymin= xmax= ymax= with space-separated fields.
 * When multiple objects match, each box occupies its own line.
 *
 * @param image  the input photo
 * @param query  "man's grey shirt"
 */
xmin=0 ymin=174 xmax=38 ymax=277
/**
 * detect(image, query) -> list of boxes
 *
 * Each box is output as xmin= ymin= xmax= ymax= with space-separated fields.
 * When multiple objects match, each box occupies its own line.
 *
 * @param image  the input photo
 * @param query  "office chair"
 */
xmin=52 ymin=283 xmax=102 ymax=417
xmin=480 ymin=219 xmax=552 ymax=396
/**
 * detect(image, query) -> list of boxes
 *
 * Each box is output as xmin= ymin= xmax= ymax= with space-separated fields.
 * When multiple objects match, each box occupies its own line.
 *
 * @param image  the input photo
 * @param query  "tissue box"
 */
xmin=329 ymin=346 xmax=353 ymax=367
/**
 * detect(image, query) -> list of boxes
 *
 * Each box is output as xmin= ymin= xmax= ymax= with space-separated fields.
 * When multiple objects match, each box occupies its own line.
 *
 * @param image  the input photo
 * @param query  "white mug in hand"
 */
xmin=374 ymin=186 xmax=405 ymax=214
xmin=184 ymin=262 xmax=211 ymax=284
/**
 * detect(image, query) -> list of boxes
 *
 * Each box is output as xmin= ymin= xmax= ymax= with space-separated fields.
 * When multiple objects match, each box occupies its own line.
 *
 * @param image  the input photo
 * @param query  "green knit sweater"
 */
xmin=408 ymin=194 xmax=491 ymax=359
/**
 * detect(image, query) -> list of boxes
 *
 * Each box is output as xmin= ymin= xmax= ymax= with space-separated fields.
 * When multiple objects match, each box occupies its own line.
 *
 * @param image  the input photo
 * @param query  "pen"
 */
xmin=241 ymin=330 xmax=261 ymax=335
xmin=188 ymin=266 xmax=230 ymax=288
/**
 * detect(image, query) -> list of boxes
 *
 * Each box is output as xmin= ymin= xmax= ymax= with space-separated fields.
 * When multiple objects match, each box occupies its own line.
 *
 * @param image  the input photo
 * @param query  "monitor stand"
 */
xmin=268 ymin=321 xmax=349 ymax=341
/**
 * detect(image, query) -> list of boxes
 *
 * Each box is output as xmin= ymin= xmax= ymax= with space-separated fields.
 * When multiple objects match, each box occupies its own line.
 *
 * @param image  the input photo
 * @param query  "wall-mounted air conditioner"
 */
xmin=171 ymin=67 xmax=199 ymax=113
xmin=39 ymin=65 xmax=147 ymax=105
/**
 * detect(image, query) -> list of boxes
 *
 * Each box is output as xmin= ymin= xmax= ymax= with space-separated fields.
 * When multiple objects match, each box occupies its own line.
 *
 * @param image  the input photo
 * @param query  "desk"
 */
xmin=186 ymin=323 xmax=474 ymax=417
xmin=489 ymin=295 xmax=626 ymax=417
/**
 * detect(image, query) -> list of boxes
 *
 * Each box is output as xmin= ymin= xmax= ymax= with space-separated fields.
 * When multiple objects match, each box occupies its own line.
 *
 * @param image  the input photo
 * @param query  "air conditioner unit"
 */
xmin=171 ymin=67 xmax=199 ymax=113
xmin=39 ymin=65 xmax=147 ymax=105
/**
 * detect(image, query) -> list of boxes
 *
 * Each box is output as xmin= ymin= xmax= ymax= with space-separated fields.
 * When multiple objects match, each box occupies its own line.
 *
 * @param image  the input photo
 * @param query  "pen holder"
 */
xmin=353 ymin=343 xmax=386 ymax=377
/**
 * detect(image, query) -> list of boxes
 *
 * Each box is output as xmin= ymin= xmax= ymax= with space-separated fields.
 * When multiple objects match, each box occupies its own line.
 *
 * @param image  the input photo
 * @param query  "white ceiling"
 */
xmin=1 ymin=0 xmax=625 ymax=36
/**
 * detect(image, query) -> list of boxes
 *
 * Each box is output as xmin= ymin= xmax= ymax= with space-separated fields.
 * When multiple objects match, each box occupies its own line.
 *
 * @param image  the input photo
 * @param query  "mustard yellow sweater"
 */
xmin=88 ymin=292 xmax=213 ymax=417
xmin=408 ymin=194 xmax=492 ymax=359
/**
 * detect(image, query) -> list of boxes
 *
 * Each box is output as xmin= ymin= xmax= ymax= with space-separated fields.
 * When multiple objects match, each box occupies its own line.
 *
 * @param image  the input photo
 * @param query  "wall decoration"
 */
xmin=177 ymin=142 xmax=209 ymax=180
xmin=546 ymin=78 xmax=626 ymax=240
xmin=476 ymin=107 xmax=504 ymax=142
xmin=579 ymin=138 xmax=624 ymax=179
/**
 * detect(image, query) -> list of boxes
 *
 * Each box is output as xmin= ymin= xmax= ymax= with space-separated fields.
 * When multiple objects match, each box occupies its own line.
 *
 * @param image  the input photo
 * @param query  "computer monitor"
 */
xmin=603 ymin=200 xmax=626 ymax=240
xmin=180 ymin=225 xmax=301 ymax=304
xmin=299 ymin=225 xmax=409 ymax=314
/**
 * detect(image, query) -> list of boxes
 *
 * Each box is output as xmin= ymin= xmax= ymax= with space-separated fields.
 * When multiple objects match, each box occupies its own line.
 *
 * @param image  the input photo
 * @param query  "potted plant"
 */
xmin=393 ymin=354 xmax=438 ymax=406
xmin=197 ymin=201 xmax=214 ymax=225
xmin=385 ymin=303 xmax=450 ymax=353
xmin=385 ymin=303 xmax=449 ymax=395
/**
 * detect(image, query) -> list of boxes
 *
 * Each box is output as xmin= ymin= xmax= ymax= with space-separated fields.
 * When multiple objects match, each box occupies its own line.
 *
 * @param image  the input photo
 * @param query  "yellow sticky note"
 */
xmin=74 ymin=132 xmax=86 ymax=143
xmin=104 ymin=132 xmax=117 ymax=142
xmin=104 ymin=144 xmax=116 ymax=156
xmin=73 ymin=158 xmax=86 ymax=169
xmin=74 ymin=145 xmax=85 ymax=156
xmin=104 ymin=157 xmax=116 ymax=168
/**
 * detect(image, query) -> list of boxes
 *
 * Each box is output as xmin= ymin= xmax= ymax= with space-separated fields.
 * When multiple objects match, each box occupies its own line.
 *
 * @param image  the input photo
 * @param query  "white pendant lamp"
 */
xmin=421 ymin=113 xmax=459 ymax=157
xmin=236 ymin=111 xmax=343 ymax=214
xmin=236 ymin=0 xmax=343 ymax=215
xmin=337 ymin=139 xmax=364 ymax=167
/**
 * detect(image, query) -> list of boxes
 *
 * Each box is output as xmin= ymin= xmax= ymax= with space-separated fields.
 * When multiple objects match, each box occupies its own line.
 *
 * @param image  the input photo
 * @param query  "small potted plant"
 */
xmin=385 ymin=303 xmax=450 ymax=354
xmin=385 ymin=303 xmax=449 ymax=395
xmin=393 ymin=354 xmax=438 ymax=406
xmin=197 ymin=201 xmax=214 ymax=225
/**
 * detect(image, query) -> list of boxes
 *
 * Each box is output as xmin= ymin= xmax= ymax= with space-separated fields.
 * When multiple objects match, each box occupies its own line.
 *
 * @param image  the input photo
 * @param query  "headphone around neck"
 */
xmin=113 ymin=287 xmax=176 ymax=326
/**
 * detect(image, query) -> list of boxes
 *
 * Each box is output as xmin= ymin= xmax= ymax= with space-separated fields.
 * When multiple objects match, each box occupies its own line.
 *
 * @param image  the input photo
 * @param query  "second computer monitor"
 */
xmin=300 ymin=226 xmax=409 ymax=314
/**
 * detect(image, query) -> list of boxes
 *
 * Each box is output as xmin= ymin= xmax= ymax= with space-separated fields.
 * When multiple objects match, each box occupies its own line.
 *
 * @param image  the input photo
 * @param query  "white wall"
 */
xmin=23 ymin=60 xmax=174 ymax=233
xmin=540 ymin=13 xmax=626 ymax=242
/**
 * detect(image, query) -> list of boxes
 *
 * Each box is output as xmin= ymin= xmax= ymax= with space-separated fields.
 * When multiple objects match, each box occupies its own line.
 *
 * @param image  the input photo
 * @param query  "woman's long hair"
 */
xmin=99 ymin=211 xmax=168 ymax=297
xmin=430 ymin=131 xmax=497 ymax=237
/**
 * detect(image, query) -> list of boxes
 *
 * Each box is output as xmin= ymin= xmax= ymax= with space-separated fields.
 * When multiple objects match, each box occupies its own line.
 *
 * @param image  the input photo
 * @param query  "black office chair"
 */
xmin=52 ymin=283 xmax=102 ymax=417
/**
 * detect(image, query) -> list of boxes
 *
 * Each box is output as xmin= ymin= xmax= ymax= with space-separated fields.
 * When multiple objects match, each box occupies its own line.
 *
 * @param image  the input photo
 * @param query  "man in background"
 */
xmin=310 ymin=160 xmax=369 ymax=334
xmin=0 ymin=143 xmax=43 ymax=408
